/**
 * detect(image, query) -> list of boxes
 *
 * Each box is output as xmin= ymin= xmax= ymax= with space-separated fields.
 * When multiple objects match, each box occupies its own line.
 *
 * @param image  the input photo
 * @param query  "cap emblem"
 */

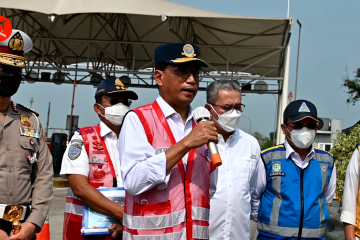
xmin=299 ymin=102 xmax=310 ymax=113
xmin=115 ymin=78 xmax=127 ymax=90
xmin=8 ymin=31 xmax=24 ymax=52
xmin=182 ymin=44 xmax=196 ymax=58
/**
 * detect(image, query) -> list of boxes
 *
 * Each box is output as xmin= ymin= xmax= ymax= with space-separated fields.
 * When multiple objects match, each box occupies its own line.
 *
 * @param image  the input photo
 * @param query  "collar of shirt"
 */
xmin=99 ymin=121 xmax=116 ymax=138
xmin=284 ymin=140 xmax=315 ymax=168
xmin=156 ymin=95 xmax=193 ymax=123
xmin=218 ymin=129 xmax=239 ymax=145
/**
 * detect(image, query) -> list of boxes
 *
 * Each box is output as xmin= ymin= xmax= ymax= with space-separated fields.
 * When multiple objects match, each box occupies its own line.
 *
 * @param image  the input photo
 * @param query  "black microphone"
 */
xmin=193 ymin=106 xmax=222 ymax=167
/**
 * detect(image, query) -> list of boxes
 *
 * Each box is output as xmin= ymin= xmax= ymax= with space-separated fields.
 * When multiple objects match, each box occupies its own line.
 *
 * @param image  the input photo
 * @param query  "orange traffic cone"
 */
xmin=36 ymin=216 xmax=50 ymax=240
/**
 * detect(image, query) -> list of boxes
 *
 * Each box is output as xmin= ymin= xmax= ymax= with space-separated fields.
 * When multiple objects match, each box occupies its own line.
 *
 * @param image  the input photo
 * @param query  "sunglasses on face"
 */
xmin=167 ymin=66 xmax=204 ymax=81
xmin=102 ymin=98 xmax=130 ymax=107
xmin=286 ymin=122 xmax=318 ymax=130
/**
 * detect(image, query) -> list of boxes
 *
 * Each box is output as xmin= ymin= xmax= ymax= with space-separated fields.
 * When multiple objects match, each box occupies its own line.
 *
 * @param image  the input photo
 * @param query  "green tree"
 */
xmin=343 ymin=67 xmax=360 ymax=105
xmin=330 ymin=124 xmax=360 ymax=199
xmin=253 ymin=131 xmax=275 ymax=150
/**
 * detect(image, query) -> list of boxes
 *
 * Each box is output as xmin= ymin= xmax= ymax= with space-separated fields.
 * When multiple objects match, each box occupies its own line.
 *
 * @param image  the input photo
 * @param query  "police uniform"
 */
xmin=0 ymin=30 xmax=53 ymax=237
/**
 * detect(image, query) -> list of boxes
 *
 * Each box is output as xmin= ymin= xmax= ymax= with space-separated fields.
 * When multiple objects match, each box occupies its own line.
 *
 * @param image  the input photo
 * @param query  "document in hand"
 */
xmin=81 ymin=187 xmax=125 ymax=235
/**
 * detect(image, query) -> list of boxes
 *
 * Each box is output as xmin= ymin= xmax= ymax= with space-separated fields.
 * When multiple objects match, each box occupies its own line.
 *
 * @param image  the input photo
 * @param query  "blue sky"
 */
xmin=12 ymin=0 xmax=360 ymax=137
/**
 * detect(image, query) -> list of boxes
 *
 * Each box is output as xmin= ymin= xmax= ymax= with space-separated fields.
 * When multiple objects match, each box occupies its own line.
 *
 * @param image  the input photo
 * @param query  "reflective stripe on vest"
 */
xmin=123 ymin=209 xmax=186 ymax=230
xmin=258 ymin=222 xmax=326 ymax=238
xmin=64 ymin=188 xmax=83 ymax=216
xmin=123 ymin=226 xmax=209 ymax=240
xmin=123 ymin=228 xmax=186 ymax=240
xmin=123 ymin=206 xmax=209 ymax=230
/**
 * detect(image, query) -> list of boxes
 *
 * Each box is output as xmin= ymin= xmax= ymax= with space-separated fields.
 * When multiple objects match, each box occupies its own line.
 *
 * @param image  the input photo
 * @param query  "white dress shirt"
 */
xmin=209 ymin=129 xmax=260 ymax=240
xmin=340 ymin=148 xmax=359 ymax=229
xmin=60 ymin=121 xmax=123 ymax=187
xmin=251 ymin=140 xmax=337 ymax=222
xmin=118 ymin=96 xmax=197 ymax=196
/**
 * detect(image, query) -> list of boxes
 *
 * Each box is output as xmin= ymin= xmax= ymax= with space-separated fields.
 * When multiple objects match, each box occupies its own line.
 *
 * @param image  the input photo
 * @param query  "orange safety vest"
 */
xmin=123 ymin=101 xmax=211 ymax=240
xmin=63 ymin=125 xmax=116 ymax=240
xmin=356 ymin=144 xmax=360 ymax=237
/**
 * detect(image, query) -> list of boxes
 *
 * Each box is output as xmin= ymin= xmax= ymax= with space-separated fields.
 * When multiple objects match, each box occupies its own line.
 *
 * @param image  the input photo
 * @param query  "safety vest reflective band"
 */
xmin=63 ymin=125 xmax=115 ymax=240
xmin=355 ymin=144 xmax=360 ymax=237
xmin=124 ymin=101 xmax=211 ymax=239
xmin=258 ymin=222 xmax=326 ymax=238
xmin=123 ymin=206 xmax=209 ymax=230
xmin=258 ymin=144 xmax=334 ymax=239
xmin=123 ymin=226 xmax=209 ymax=240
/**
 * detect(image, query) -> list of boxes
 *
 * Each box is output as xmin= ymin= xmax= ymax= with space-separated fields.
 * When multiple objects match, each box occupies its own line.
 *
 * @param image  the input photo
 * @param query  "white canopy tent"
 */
xmin=0 ymin=0 xmax=292 ymax=143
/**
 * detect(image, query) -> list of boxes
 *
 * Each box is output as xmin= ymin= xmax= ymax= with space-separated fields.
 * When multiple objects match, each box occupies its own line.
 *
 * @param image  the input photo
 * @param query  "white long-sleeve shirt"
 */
xmin=340 ymin=148 xmax=359 ymax=228
xmin=60 ymin=121 xmax=123 ymax=187
xmin=209 ymin=129 xmax=260 ymax=240
xmin=251 ymin=140 xmax=337 ymax=222
xmin=118 ymin=96 xmax=217 ymax=196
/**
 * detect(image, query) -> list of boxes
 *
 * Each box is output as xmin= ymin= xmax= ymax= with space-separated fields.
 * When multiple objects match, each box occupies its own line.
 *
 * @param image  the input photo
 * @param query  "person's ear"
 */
xmin=205 ymin=103 xmax=213 ymax=118
xmin=154 ymin=70 xmax=164 ymax=87
xmin=281 ymin=124 xmax=287 ymax=134
xmin=94 ymin=103 xmax=102 ymax=115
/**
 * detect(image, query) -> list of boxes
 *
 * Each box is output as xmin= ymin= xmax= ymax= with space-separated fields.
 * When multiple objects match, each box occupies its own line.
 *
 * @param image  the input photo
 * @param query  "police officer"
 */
xmin=60 ymin=77 xmax=138 ymax=240
xmin=251 ymin=100 xmax=336 ymax=240
xmin=0 ymin=30 xmax=53 ymax=240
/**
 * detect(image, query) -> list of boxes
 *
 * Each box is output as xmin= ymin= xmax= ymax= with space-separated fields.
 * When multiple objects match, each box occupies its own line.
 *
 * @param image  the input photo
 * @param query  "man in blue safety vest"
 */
xmin=251 ymin=99 xmax=337 ymax=240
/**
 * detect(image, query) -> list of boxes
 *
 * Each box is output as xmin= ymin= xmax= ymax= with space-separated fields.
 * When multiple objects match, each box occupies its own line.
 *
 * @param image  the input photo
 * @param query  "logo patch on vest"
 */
xmin=155 ymin=147 xmax=170 ymax=155
xmin=320 ymin=163 xmax=328 ymax=172
xmin=270 ymin=161 xmax=285 ymax=177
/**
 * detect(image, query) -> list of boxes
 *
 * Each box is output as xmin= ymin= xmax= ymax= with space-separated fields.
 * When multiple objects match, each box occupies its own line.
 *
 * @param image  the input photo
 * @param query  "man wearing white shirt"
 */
xmin=60 ymin=77 xmax=138 ymax=240
xmin=204 ymin=80 xmax=261 ymax=240
xmin=341 ymin=145 xmax=360 ymax=240
xmin=251 ymin=100 xmax=336 ymax=240
xmin=118 ymin=43 xmax=218 ymax=239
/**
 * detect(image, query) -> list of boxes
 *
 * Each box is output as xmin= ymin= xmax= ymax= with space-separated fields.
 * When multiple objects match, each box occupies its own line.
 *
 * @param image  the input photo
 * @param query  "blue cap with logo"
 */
xmin=155 ymin=42 xmax=208 ymax=67
xmin=95 ymin=77 xmax=138 ymax=100
xmin=283 ymin=99 xmax=318 ymax=123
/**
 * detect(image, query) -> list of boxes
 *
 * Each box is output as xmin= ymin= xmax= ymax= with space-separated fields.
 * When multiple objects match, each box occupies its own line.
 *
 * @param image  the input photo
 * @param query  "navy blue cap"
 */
xmin=95 ymin=77 xmax=138 ymax=100
xmin=283 ymin=100 xmax=318 ymax=123
xmin=155 ymin=43 xmax=208 ymax=67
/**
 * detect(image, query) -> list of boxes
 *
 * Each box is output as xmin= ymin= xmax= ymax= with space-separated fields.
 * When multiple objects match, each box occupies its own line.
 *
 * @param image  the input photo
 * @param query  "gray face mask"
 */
xmin=97 ymin=102 xmax=129 ymax=126
xmin=286 ymin=127 xmax=315 ymax=149
xmin=210 ymin=105 xmax=242 ymax=132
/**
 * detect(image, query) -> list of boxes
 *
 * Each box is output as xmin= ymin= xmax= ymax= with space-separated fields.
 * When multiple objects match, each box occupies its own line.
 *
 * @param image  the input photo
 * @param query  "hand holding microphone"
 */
xmin=192 ymin=106 xmax=222 ymax=167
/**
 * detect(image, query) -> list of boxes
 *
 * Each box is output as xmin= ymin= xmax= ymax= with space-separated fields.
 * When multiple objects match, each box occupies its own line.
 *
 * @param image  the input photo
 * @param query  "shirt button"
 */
xmin=229 ymin=185 xmax=232 ymax=187
xmin=6 ymin=147 xmax=10 ymax=151
xmin=229 ymin=203 xmax=232 ymax=206
xmin=9 ymin=169 xmax=12 ymax=173
xmin=10 ymin=192 xmax=13 ymax=196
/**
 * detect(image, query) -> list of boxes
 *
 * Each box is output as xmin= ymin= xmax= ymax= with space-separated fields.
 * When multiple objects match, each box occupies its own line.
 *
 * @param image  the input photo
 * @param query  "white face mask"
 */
xmin=286 ymin=127 xmax=315 ymax=149
xmin=211 ymin=105 xmax=242 ymax=132
xmin=98 ymin=102 xmax=129 ymax=126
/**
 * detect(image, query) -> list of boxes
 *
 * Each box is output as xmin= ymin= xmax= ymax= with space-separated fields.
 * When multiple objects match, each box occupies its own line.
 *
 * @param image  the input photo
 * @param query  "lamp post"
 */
xmin=272 ymin=94 xmax=278 ymax=145
xmin=294 ymin=19 xmax=302 ymax=100
xmin=241 ymin=115 xmax=252 ymax=135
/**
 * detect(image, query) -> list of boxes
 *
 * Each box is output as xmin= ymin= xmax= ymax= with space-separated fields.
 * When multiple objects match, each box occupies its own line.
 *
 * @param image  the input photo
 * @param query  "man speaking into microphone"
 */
xmin=205 ymin=80 xmax=261 ymax=240
xmin=118 ymin=43 xmax=218 ymax=240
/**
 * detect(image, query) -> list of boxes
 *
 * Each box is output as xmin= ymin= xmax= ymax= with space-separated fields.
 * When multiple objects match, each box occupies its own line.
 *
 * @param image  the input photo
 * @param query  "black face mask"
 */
xmin=0 ymin=71 xmax=22 ymax=97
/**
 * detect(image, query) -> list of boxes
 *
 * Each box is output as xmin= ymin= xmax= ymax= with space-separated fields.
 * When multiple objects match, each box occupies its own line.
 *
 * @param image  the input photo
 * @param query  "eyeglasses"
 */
xmin=286 ymin=122 xmax=318 ymax=130
xmin=212 ymin=104 xmax=245 ymax=113
xmin=166 ymin=66 xmax=204 ymax=81
xmin=102 ymin=98 xmax=130 ymax=107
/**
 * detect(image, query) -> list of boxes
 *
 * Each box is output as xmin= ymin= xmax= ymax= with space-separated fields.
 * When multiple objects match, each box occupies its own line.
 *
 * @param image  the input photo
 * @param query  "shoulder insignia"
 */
xmin=16 ymin=104 xmax=39 ymax=117
xmin=11 ymin=101 xmax=18 ymax=113
xmin=68 ymin=143 xmax=82 ymax=160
